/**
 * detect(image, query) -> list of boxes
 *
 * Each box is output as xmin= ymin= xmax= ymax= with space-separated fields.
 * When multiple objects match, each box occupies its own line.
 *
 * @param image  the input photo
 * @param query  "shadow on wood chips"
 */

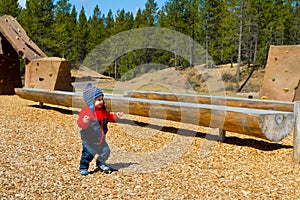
xmin=118 ymin=118 xmax=293 ymax=152
xmin=29 ymin=104 xmax=78 ymax=115
xmin=27 ymin=105 xmax=293 ymax=152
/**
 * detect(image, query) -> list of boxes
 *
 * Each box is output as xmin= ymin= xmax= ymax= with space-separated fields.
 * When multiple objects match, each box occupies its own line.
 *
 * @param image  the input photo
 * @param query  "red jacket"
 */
xmin=77 ymin=106 xmax=118 ymax=143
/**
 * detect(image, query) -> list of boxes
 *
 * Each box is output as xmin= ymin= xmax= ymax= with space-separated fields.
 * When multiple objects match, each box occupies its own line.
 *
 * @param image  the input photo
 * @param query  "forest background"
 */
xmin=0 ymin=0 xmax=299 ymax=82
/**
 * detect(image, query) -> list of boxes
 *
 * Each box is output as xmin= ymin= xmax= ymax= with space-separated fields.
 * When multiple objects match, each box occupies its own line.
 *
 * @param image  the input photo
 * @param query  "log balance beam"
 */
xmin=15 ymin=88 xmax=299 ymax=163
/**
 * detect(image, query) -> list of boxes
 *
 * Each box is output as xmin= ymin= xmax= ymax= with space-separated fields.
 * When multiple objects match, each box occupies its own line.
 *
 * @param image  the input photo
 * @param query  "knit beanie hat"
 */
xmin=83 ymin=83 xmax=104 ymax=110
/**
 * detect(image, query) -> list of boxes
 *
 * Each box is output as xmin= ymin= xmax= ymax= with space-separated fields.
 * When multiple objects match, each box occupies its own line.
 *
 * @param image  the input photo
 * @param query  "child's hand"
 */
xmin=83 ymin=115 xmax=90 ymax=124
xmin=117 ymin=112 xmax=124 ymax=118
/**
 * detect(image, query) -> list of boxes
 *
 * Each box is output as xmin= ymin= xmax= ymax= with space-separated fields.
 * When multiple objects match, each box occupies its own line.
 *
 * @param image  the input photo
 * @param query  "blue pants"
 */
xmin=79 ymin=141 xmax=110 ymax=170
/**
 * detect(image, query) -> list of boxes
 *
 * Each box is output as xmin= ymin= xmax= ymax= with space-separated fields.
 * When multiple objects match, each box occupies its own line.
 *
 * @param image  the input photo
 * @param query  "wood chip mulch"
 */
xmin=1 ymin=95 xmax=299 ymax=199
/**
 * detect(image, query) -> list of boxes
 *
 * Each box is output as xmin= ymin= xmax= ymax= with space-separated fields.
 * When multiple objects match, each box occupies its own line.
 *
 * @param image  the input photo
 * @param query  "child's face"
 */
xmin=94 ymin=96 xmax=104 ymax=108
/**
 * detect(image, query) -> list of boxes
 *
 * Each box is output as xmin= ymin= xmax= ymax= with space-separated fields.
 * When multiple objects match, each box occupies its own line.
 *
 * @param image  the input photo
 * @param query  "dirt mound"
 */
xmin=112 ymin=67 xmax=198 ymax=93
xmin=71 ymin=65 xmax=114 ymax=82
xmin=87 ymin=64 xmax=264 ymax=96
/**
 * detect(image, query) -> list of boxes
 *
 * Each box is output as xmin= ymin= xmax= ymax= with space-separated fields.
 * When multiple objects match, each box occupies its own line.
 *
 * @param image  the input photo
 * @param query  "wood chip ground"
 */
xmin=1 ymin=95 xmax=299 ymax=199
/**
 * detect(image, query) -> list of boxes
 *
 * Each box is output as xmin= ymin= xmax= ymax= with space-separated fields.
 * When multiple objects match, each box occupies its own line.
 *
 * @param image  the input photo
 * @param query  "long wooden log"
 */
xmin=15 ymin=88 xmax=294 ymax=142
xmin=15 ymin=88 xmax=86 ymax=108
xmin=125 ymin=91 xmax=294 ymax=112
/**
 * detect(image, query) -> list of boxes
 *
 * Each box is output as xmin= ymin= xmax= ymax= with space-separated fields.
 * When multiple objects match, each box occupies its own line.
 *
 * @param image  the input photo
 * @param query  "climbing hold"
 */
xmin=18 ymin=28 xmax=21 ymax=32
xmin=5 ymin=18 xmax=8 ymax=22
xmin=272 ymin=78 xmax=275 ymax=81
xmin=285 ymin=50 xmax=289 ymax=53
xmin=29 ymin=83 xmax=35 ymax=88
xmin=261 ymin=96 xmax=267 ymax=100
xmin=16 ymin=36 xmax=19 ymax=40
xmin=284 ymin=68 xmax=288 ymax=72
xmin=283 ymin=88 xmax=289 ymax=92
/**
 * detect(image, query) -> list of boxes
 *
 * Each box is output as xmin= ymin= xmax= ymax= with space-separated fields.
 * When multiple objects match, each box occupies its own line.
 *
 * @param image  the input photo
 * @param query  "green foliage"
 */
xmin=18 ymin=0 xmax=55 ymax=56
xmin=50 ymin=0 xmax=73 ymax=58
xmin=0 ymin=0 xmax=21 ymax=17
xmin=3 ymin=0 xmax=299 ymax=79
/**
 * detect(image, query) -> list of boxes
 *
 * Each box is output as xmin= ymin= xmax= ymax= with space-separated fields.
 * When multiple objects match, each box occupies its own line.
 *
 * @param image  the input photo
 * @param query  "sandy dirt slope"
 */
xmin=71 ymin=64 xmax=264 ymax=97
xmin=1 ymin=95 xmax=299 ymax=199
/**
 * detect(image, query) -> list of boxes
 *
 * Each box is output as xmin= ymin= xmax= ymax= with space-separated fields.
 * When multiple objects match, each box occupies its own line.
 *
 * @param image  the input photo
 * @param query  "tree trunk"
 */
xmin=236 ymin=0 xmax=244 ymax=91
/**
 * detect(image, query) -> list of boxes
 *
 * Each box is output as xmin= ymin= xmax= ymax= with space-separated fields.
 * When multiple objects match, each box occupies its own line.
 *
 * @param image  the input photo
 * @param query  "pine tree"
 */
xmin=77 ymin=7 xmax=89 ymax=63
xmin=125 ymin=11 xmax=134 ymax=30
xmin=86 ymin=5 xmax=105 ymax=53
xmin=18 ymin=0 xmax=55 ymax=56
xmin=158 ymin=0 xmax=192 ymax=67
xmin=105 ymin=9 xmax=115 ymax=37
xmin=67 ymin=5 xmax=79 ymax=63
xmin=290 ymin=1 xmax=300 ymax=44
xmin=0 ymin=0 xmax=21 ymax=17
xmin=134 ymin=8 xmax=146 ymax=28
xmin=114 ymin=9 xmax=127 ymax=34
xmin=280 ymin=0 xmax=300 ymax=45
xmin=199 ymin=0 xmax=232 ymax=65
xmin=51 ymin=0 xmax=73 ymax=58
xmin=11 ymin=0 xmax=299 ymax=73
xmin=143 ymin=0 xmax=159 ymax=26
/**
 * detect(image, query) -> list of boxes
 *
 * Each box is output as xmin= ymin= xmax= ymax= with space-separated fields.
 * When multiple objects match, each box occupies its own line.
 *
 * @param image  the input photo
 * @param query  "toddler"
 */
xmin=77 ymin=83 xmax=123 ymax=175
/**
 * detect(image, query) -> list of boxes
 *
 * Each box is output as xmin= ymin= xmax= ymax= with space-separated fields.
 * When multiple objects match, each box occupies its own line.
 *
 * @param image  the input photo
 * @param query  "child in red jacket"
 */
xmin=77 ymin=83 xmax=123 ymax=175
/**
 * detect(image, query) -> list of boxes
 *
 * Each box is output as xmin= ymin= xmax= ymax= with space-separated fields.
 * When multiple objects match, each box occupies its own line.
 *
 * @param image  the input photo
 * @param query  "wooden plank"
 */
xmin=293 ymin=101 xmax=300 ymax=163
xmin=124 ymin=90 xmax=294 ymax=112
xmin=15 ymin=88 xmax=294 ymax=142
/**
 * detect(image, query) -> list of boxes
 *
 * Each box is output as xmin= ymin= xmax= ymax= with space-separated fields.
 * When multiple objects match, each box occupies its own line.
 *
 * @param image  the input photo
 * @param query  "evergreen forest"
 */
xmin=0 ymin=0 xmax=299 ymax=80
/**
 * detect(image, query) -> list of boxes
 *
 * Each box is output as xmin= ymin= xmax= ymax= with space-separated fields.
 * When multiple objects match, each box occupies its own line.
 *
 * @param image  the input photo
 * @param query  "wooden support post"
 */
xmin=293 ymin=101 xmax=300 ymax=163
xmin=219 ymin=129 xmax=226 ymax=142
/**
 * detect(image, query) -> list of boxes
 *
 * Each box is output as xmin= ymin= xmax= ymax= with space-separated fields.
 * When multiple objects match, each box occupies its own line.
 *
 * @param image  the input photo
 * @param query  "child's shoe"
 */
xmin=80 ymin=169 xmax=88 ymax=176
xmin=97 ymin=163 xmax=117 ymax=173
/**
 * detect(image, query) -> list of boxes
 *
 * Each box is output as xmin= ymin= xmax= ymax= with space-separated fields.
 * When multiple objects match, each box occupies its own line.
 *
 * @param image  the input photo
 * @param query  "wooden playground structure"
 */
xmin=0 ymin=15 xmax=299 ymax=164
xmin=0 ymin=15 xmax=73 ymax=94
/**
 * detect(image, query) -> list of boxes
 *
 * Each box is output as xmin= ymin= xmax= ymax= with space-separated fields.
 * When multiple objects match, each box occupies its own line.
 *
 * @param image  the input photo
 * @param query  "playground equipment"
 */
xmin=0 ymin=15 xmax=46 ymax=94
xmin=14 ymin=88 xmax=300 ymax=163
xmin=25 ymin=57 xmax=73 ymax=91
xmin=259 ymin=45 xmax=300 ymax=101
xmin=0 ymin=15 xmax=73 ymax=94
